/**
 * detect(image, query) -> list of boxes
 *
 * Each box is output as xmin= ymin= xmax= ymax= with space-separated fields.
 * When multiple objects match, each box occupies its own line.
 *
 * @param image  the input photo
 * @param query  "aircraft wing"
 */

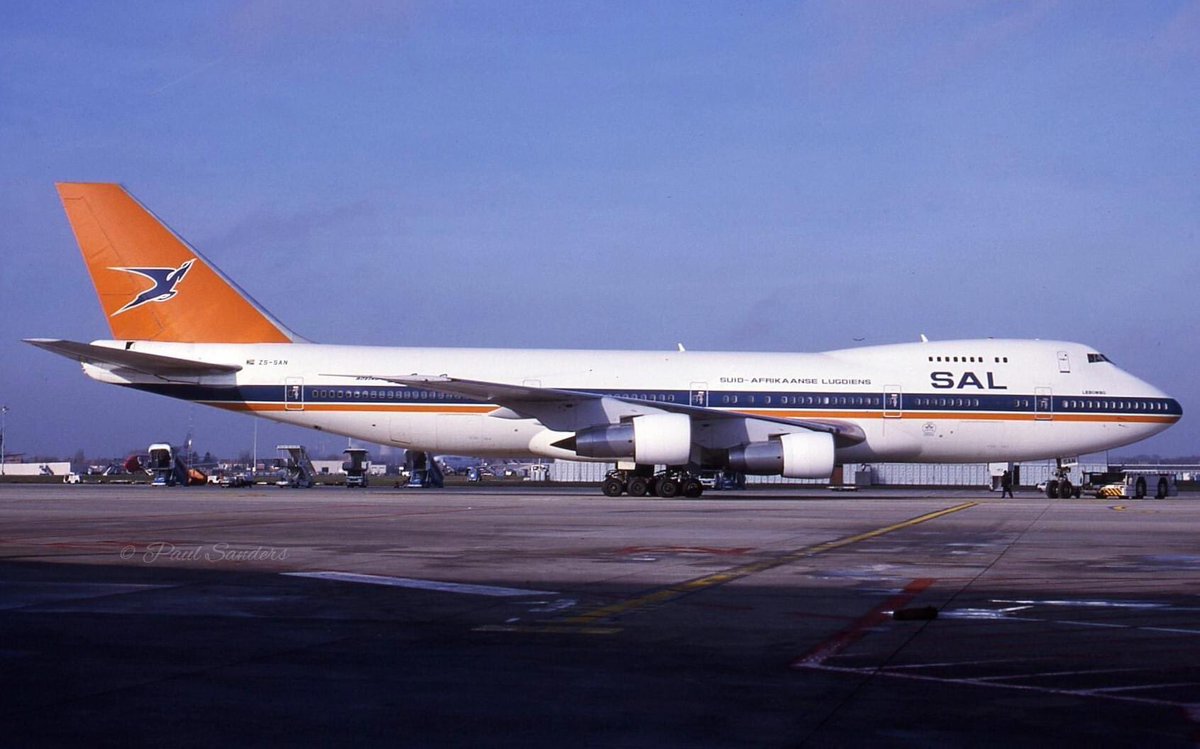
xmin=336 ymin=373 xmax=865 ymax=446
xmin=25 ymin=339 xmax=242 ymax=379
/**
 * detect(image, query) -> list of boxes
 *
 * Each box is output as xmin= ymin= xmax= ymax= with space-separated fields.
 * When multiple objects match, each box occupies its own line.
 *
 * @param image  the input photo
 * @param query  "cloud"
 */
xmin=1145 ymin=0 xmax=1200 ymax=63
xmin=909 ymin=1 xmax=1058 ymax=83
xmin=222 ymin=0 xmax=417 ymax=54
xmin=801 ymin=1 xmax=1058 ymax=90
xmin=150 ymin=57 xmax=224 ymax=96
xmin=199 ymin=198 xmax=378 ymax=257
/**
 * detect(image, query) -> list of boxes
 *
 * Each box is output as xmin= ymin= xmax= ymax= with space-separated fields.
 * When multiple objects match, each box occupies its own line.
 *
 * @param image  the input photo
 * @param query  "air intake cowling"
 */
xmin=574 ymin=413 xmax=692 ymax=466
xmin=727 ymin=431 xmax=835 ymax=478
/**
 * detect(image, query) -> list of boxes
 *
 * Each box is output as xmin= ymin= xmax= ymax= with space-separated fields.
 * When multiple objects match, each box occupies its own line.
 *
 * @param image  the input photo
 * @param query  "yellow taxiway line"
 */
xmin=477 ymin=501 xmax=978 ymax=635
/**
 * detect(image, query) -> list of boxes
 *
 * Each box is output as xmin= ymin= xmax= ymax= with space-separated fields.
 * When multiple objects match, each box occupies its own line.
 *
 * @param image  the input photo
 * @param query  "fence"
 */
xmin=548 ymin=459 xmax=1112 ymax=487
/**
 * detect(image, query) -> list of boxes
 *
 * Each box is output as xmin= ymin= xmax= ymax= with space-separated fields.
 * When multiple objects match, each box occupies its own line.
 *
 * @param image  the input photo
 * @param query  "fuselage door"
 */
xmin=690 ymin=383 xmax=709 ymax=408
xmin=1035 ymin=387 xmax=1053 ymax=421
xmin=285 ymin=376 xmax=304 ymax=411
xmin=1057 ymin=351 xmax=1071 ymax=373
xmin=884 ymin=385 xmax=902 ymax=418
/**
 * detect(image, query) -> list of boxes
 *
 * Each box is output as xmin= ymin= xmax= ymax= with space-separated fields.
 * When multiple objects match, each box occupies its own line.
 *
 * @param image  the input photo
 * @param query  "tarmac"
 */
xmin=1 ymin=483 xmax=1198 ymax=747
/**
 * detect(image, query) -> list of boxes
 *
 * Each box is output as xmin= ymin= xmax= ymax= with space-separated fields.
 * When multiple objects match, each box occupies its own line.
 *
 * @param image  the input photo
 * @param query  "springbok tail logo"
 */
xmin=110 ymin=258 xmax=195 ymax=316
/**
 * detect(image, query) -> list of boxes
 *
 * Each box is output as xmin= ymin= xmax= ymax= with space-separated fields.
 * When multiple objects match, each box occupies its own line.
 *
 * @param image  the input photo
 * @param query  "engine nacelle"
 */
xmin=574 ymin=423 xmax=634 ymax=458
xmin=727 ymin=431 xmax=835 ymax=478
xmin=573 ymin=413 xmax=692 ymax=466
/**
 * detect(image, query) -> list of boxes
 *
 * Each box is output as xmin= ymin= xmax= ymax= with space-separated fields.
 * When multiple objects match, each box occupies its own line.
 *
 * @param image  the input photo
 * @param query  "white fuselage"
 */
xmin=84 ymin=338 xmax=1180 ymax=464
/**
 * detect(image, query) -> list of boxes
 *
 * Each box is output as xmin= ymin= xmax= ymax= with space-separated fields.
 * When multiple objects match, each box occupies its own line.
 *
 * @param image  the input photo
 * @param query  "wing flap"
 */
xmin=322 ymin=373 xmax=666 ymax=431
xmin=332 ymin=373 xmax=866 ymax=446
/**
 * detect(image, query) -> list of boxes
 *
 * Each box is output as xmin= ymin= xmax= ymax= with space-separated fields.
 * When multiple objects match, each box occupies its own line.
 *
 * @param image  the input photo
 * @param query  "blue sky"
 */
xmin=1 ymin=1 xmax=1197 ymax=460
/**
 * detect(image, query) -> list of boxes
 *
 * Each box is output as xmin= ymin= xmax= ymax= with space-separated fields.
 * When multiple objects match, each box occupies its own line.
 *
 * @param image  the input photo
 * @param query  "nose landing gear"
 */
xmin=1046 ymin=458 xmax=1081 ymax=499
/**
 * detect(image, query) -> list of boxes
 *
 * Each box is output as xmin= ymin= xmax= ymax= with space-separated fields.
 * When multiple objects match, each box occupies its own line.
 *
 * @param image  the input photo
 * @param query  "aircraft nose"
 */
xmin=1134 ymin=375 xmax=1182 ymax=426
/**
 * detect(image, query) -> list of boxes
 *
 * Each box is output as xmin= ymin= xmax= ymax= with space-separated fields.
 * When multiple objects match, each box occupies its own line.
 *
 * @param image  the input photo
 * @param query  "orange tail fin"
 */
xmin=56 ymin=183 xmax=301 ymax=344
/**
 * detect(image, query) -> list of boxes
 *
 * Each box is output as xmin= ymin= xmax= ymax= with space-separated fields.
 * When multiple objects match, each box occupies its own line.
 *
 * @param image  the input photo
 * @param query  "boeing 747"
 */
xmin=29 ymin=183 xmax=1182 ymax=497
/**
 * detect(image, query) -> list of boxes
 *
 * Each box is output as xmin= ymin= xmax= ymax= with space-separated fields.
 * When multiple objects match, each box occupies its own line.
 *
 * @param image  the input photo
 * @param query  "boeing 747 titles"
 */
xmin=29 ymin=183 xmax=1181 ymax=497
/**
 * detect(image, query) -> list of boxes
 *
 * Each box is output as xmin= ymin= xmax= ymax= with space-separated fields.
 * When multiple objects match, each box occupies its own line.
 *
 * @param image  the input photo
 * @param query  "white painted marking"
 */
xmin=1088 ymin=682 xmax=1200 ymax=694
xmin=940 ymin=608 xmax=1038 ymax=621
xmin=800 ymin=663 xmax=1194 ymax=709
xmin=283 ymin=571 xmax=556 ymax=597
xmin=975 ymin=667 xmax=1148 ymax=682
xmin=527 ymin=598 xmax=577 ymax=613
xmin=993 ymin=598 xmax=1166 ymax=610
xmin=885 ymin=658 xmax=1053 ymax=671
xmin=942 ymin=609 xmax=1200 ymax=637
xmin=1059 ymin=620 xmax=1129 ymax=629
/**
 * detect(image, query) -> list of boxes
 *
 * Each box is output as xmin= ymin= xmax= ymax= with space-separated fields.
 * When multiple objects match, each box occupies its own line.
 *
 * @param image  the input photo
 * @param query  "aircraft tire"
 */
xmin=658 ymin=477 xmax=681 ymax=498
xmin=682 ymin=479 xmax=703 ymax=498
xmin=627 ymin=476 xmax=649 ymax=497
xmin=1059 ymin=480 xmax=1072 ymax=499
xmin=602 ymin=477 xmax=625 ymax=497
xmin=1045 ymin=479 xmax=1059 ymax=499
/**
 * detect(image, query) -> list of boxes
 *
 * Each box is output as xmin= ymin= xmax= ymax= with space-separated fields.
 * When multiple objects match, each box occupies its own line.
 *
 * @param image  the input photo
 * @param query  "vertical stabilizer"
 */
xmin=56 ymin=183 xmax=300 ymax=343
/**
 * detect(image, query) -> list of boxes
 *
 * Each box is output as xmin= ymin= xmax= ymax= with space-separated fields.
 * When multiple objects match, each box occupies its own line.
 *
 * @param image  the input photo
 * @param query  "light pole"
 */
xmin=1 ymin=405 xmax=8 ymax=475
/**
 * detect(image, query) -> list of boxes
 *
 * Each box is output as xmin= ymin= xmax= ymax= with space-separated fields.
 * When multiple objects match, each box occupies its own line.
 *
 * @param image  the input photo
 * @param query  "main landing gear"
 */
xmin=602 ymin=467 xmax=704 ymax=498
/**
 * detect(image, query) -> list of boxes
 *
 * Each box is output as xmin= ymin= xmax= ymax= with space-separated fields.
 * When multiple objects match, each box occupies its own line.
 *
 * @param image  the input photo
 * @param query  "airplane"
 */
xmin=29 ymin=183 xmax=1182 ymax=498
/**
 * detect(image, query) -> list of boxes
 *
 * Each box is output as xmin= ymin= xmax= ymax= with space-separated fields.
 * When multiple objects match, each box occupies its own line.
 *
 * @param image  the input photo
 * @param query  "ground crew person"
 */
xmin=1001 ymin=469 xmax=1014 ymax=498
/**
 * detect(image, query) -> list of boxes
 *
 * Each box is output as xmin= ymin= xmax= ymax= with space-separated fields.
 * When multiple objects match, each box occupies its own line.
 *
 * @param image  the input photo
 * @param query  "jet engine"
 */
xmin=727 ymin=431 xmax=835 ymax=478
xmin=573 ymin=413 xmax=692 ymax=466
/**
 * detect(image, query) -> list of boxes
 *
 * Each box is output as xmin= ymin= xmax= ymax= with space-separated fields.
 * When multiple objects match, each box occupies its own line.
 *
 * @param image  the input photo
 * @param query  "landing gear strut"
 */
xmin=1045 ymin=459 xmax=1079 ymax=499
xmin=602 ymin=467 xmax=704 ymax=498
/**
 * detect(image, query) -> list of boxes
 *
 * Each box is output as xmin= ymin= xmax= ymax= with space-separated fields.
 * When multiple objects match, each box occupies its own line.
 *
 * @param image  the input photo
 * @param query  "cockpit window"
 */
xmin=1087 ymin=353 xmax=1111 ymax=364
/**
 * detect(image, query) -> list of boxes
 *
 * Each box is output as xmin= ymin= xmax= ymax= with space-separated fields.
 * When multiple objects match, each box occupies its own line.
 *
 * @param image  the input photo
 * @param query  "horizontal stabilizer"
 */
xmin=24 ymin=339 xmax=241 ymax=378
